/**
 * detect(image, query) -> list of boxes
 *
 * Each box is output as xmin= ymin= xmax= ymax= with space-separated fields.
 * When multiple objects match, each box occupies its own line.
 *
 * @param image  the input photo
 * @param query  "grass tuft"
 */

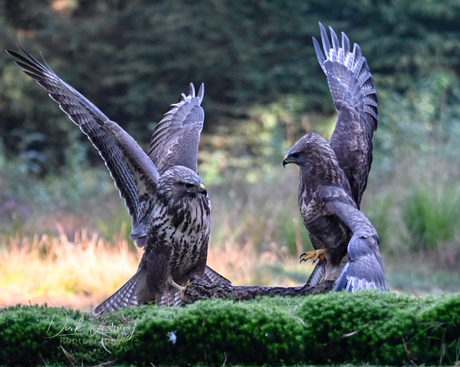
xmin=402 ymin=183 xmax=460 ymax=251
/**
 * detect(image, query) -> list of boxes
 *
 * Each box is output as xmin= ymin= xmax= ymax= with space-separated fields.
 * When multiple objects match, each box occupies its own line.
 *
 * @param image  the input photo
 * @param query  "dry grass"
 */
xmin=0 ymin=229 xmax=139 ymax=312
xmin=0 ymin=228 xmax=312 ymax=312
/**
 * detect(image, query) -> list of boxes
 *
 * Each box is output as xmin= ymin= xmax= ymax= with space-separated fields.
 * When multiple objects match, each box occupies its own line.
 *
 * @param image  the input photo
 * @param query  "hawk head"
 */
xmin=158 ymin=166 xmax=208 ymax=202
xmin=283 ymin=133 xmax=338 ymax=168
xmin=283 ymin=133 xmax=348 ymax=188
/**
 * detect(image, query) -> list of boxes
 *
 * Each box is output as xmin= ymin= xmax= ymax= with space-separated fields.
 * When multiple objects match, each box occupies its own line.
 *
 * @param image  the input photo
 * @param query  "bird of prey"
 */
xmin=7 ymin=47 xmax=232 ymax=315
xmin=283 ymin=23 xmax=389 ymax=292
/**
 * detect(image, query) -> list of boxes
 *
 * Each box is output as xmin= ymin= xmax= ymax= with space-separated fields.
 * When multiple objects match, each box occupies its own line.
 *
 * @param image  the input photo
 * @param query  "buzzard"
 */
xmin=283 ymin=23 xmax=389 ymax=292
xmin=7 ymin=47 xmax=231 ymax=315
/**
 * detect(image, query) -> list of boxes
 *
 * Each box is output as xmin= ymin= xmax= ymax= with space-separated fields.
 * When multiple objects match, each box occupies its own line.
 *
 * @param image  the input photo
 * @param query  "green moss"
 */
xmin=1 ymin=293 xmax=459 ymax=366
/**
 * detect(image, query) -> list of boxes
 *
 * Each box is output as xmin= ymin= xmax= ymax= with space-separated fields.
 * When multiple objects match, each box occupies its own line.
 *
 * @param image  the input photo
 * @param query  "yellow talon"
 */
xmin=300 ymin=248 xmax=329 ymax=263
xmin=171 ymin=281 xmax=189 ymax=299
xmin=182 ymin=281 xmax=195 ymax=299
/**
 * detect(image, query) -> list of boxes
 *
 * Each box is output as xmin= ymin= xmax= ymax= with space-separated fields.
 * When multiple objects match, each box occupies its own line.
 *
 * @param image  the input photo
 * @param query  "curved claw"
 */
xmin=171 ymin=281 xmax=190 ymax=299
xmin=300 ymin=248 xmax=329 ymax=263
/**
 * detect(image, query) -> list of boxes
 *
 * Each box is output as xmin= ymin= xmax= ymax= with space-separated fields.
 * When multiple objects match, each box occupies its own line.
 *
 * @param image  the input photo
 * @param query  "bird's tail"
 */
xmin=203 ymin=265 xmax=233 ymax=286
xmin=92 ymin=269 xmax=147 ymax=317
xmin=305 ymin=261 xmax=326 ymax=287
xmin=93 ymin=265 xmax=233 ymax=313
xmin=159 ymin=289 xmax=183 ymax=307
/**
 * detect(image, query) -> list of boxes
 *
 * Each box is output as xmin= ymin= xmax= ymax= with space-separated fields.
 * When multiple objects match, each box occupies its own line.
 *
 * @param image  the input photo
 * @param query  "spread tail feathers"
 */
xmin=204 ymin=265 xmax=233 ymax=286
xmin=305 ymin=261 xmax=326 ymax=287
xmin=92 ymin=269 xmax=147 ymax=317
xmin=92 ymin=265 xmax=232 ymax=315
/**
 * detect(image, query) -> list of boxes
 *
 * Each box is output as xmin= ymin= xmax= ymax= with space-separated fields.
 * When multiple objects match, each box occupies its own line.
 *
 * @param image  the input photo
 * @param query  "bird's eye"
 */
xmin=290 ymin=152 xmax=300 ymax=159
xmin=184 ymin=183 xmax=194 ymax=189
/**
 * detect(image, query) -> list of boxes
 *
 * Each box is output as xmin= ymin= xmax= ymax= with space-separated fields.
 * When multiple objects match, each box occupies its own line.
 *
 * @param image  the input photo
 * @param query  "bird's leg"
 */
xmin=171 ymin=280 xmax=189 ymax=299
xmin=300 ymin=248 xmax=329 ymax=263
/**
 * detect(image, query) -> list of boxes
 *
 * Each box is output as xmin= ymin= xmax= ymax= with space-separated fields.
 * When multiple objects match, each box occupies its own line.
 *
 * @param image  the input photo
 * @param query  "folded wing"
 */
xmin=323 ymin=196 xmax=389 ymax=292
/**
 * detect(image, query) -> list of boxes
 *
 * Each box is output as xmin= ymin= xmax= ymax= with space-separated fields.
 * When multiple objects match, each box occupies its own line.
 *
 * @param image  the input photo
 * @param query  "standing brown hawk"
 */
xmin=7 ymin=47 xmax=231 ymax=315
xmin=283 ymin=23 xmax=389 ymax=292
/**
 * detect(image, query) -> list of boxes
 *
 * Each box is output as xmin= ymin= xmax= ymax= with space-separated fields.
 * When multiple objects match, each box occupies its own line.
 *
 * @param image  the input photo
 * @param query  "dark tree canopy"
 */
xmin=1 ymin=0 xmax=460 ymax=174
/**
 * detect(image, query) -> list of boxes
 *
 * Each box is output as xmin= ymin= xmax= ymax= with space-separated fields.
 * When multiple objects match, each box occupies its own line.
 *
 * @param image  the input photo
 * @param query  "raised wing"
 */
xmin=322 ymin=193 xmax=389 ymax=292
xmin=313 ymin=23 xmax=378 ymax=208
xmin=148 ymin=83 xmax=205 ymax=175
xmin=6 ymin=47 xmax=160 ymax=243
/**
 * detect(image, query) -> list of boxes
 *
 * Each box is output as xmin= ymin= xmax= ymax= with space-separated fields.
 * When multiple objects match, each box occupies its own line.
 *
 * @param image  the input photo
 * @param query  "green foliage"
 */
xmin=402 ymin=183 xmax=460 ymax=251
xmin=387 ymin=269 xmax=460 ymax=294
xmin=208 ymin=169 xmax=311 ymax=255
xmin=373 ymin=71 xmax=460 ymax=176
xmin=0 ymin=144 xmax=131 ymax=241
xmin=1 ymin=293 xmax=459 ymax=366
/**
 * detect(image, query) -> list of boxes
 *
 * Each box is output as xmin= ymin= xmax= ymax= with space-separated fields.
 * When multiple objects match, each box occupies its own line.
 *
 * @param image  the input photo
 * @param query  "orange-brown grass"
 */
xmin=0 ymin=230 xmax=312 ymax=312
xmin=0 ymin=230 xmax=140 ymax=312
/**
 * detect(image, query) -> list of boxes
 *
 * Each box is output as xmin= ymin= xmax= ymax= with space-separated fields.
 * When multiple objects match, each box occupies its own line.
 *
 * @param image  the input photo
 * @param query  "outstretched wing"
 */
xmin=6 ymin=47 xmax=160 ymax=243
xmin=323 ymin=194 xmax=389 ymax=292
xmin=313 ymin=23 xmax=378 ymax=208
xmin=148 ymin=83 xmax=205 ymax=175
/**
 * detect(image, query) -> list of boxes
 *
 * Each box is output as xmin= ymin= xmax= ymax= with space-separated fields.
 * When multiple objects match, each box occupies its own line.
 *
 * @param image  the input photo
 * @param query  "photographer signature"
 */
xmin=46 ymin=309 xmax=136 ymax=341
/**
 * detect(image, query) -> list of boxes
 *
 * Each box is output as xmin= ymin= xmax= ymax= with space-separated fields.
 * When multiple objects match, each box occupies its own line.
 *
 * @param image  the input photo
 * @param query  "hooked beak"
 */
xmin=199 ymin=183 xmax=207 ymax=195
xmin=283 ymin=154 xmax=293 ymax=167
xmin=187 ymin=183 xmax=208 ymax=195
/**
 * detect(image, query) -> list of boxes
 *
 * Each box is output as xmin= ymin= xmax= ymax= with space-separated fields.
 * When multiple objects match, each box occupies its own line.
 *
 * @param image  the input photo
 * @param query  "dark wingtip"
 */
xmin=313 ymin=36 xmax=327 ymax=74
xmin=319 ymin=22 xmax=331 ymax=56
xmin=186 ymin=83 xmax=204 ymax=104
xmin=329 ymin=26 xmax=340 ymax=52
xmin=5 ymin=46 xmax=24 ymax=59
xmin=188 ymin=82 xmax=196 ymax=98
xmin=197 ymin=83 xmax=205 ymax=103
xmin=341 ymin=31 xmax=350 ymax=53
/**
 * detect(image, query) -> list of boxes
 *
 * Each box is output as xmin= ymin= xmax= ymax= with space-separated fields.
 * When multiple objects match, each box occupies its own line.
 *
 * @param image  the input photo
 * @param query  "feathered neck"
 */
xmin=298 ymin=141 xmax=351 ymax=198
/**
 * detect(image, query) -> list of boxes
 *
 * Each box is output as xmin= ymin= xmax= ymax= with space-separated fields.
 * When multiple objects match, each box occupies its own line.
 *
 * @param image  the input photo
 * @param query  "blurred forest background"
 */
xmin=1 ymin=0 xmax=460 ymax=310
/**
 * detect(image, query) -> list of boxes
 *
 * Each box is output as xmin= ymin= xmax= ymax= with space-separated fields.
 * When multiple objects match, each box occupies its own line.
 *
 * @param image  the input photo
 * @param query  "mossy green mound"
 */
xmin=1 ymin=292 xmax=459 ymax=366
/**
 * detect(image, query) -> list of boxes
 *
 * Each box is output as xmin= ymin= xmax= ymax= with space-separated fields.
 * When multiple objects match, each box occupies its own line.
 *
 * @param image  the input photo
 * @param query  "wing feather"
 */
xmin=321 ymin=192 xmax=389 ymax=292
xmin=92 ymin=269 xmax=145 ymax=317
xmin=341 ymin=32 xmax=351 ymax=66
xmin=6 ymin=47 xmax=160 ymax=243
xmin=148 ymin=83 xmax=205 ymax=175
xmin=314 ymin=23 xmax=378 ymax=208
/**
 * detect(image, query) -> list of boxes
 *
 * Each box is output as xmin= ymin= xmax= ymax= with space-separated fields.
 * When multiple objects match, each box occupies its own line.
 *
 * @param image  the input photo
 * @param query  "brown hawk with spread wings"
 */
xmin=283 ymin=23 xmax=388 ymax=292
xmin=7 ymin=47 xmax=231 ymax=315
